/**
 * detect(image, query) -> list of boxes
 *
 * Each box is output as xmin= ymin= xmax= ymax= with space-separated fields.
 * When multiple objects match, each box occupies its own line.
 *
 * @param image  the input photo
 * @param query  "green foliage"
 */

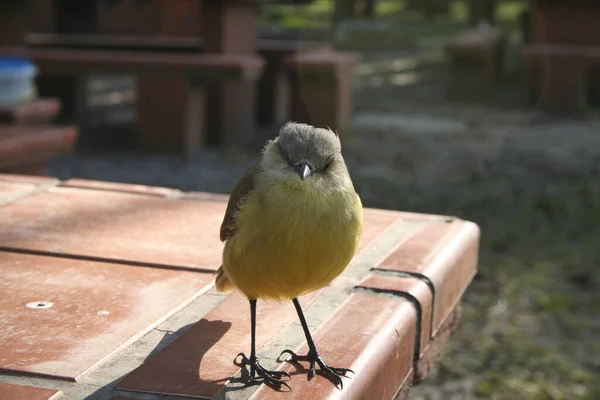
xmin=260 ymin=1 xmax=529 ymax=29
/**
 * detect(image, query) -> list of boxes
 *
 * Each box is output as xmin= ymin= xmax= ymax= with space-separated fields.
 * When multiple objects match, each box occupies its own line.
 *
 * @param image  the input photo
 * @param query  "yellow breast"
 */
xmin=222 ymin=183 xmax=363 ymax=301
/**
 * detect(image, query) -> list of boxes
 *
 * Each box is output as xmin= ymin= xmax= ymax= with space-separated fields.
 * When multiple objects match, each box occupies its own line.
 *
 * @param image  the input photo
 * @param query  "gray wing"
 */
xmin=219 ymin=162 xmax=261 ymax=242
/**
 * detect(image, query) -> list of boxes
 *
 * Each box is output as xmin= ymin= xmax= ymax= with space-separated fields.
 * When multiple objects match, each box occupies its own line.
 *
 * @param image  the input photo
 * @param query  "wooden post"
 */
xmin=286 ymin=53 xmax=360 ymax=135
xmin=0 ymin=0 xmax=27 ymax=45
xmin=200 ymin=0 xmax=258 ymax=147
xmin=28 ymin=1 xmax=55 ymax=33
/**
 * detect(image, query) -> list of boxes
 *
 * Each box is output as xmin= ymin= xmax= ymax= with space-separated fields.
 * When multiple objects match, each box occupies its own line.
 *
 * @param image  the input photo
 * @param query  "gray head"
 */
xmin=261 ymin=122 xmax=349 ymax=187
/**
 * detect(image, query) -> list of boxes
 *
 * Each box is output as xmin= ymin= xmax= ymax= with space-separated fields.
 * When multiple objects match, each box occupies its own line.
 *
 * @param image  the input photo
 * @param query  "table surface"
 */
xmin=0 ymin=173 xmax=480 ymax=400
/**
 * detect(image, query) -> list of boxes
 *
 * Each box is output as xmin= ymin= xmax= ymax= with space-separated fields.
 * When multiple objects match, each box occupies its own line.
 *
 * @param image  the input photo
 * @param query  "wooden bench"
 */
xmin=24 ymin=32 xmax=357 ymax=136
xmin=0 ymin=124 xmax=78 ymax=175
xmin=521 ymin=1 xmax=600 ymax=113
xmin=5 ymin=0 xmax=348 ymax=150
xmin=15 ymin=0 xmax=358 ymax=148
xmin=523 ymin=45 xmax=600 ymax=113
xmin=0 ymin=46 xmax=264 ymax=152
xmin=444 ymin=27 xmax=507 ymax=101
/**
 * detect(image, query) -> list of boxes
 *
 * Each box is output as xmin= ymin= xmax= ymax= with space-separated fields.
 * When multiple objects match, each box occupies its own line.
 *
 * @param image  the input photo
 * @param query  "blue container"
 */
xmin=0 ymin=57 xmax=38 ymax=107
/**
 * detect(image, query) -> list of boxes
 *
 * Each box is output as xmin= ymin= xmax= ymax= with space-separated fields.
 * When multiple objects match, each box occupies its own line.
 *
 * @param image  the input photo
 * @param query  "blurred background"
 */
xmin=0 ymin=1 xmax=598 ymax=398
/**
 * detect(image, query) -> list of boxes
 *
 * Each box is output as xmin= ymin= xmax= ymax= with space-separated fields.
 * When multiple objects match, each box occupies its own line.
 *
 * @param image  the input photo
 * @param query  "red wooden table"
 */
xmin=0 ymin=174 xmax=480 ymax=399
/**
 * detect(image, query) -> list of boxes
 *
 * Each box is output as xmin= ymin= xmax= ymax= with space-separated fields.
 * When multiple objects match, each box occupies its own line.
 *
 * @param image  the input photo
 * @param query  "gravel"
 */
xmin=50 ymin=148 xmax=257 ymax=194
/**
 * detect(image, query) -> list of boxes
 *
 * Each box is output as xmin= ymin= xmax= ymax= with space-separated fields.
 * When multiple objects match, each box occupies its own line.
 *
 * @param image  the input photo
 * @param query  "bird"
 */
xmin=214 ymin=121 xmax=363 ymax=390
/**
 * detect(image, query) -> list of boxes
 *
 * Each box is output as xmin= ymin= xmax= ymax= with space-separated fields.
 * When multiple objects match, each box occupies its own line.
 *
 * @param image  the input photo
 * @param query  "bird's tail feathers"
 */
xmin=214 ymin=266 xmax=234 ymax=293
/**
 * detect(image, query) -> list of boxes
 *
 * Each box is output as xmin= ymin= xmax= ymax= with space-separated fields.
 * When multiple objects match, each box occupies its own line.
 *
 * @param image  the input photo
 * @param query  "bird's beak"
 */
xmin=295 ymin=163 xmax=312 ymax=181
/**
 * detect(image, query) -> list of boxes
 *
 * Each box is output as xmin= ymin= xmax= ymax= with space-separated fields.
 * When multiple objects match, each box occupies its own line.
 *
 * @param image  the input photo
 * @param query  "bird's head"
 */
xmin=261 ymin=122 xmax=349 ymax=190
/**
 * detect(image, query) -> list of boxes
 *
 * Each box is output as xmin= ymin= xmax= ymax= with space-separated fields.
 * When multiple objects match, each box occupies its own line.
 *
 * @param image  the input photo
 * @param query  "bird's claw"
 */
xmin=278 ymin=349 xmax=354 ymax=390
xmin=235 ymin=352 xmax=291 ymax=390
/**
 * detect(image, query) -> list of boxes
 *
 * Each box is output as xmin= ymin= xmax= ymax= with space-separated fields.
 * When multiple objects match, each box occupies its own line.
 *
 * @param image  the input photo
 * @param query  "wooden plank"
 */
xmin=0 ymin=46 xmax=264 ymax=81
xmin=25 ymin=33 xmax=330 ymax=53
xmin=25 ymin=32 xmax=202 ymax=50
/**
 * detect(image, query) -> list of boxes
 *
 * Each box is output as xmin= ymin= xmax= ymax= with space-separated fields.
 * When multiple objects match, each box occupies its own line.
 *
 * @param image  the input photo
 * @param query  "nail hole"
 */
xmin=26 ymin=301 xmax=54 ymax=309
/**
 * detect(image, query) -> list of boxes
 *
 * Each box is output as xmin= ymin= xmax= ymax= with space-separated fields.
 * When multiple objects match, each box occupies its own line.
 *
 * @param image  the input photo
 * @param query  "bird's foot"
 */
xmin=279 ymin=349 xmax=354 ymax=389
xmin=235 ymin=352 xmax=291 ymax=390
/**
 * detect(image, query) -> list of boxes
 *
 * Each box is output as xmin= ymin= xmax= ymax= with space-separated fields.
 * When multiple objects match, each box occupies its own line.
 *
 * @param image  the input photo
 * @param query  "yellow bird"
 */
xmin=214 ymin=121 xmax=363 ymax=390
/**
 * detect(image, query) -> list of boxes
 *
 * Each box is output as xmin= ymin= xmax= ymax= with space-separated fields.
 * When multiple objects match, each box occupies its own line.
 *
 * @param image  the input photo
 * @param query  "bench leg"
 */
xmin=201 ymin=1 xmax=257 ymax=54
xmin=137 ymin=72 xmax=189 ymax=152
xmin=137 ymin=72 xmax=207 ymax=152
xmin=536 ymin=59 xmax=586 ymax=114
xmin=205 ymin=82 xmax=256 ymax=147
xmin=287 ymin=65 xmax=353 ymax=133
xmin=0 ymin=1 xmax=27 ymax=46
xmin=200 ymin=0 xmax=258 ymax=146
xmin=35 ymin=74 xmax=80 ymax=122
xmin=257 ymin=55 xmax=290 ymax=127
xmin=183 ymin=86 xmax=206 ymax=155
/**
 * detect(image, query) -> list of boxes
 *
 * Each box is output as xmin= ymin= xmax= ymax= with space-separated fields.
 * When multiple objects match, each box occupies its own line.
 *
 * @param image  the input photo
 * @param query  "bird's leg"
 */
xmin=235 ymin=299 xmax=291 ymax=390
xmin=279 ymin=298 xmax=354 ymax=389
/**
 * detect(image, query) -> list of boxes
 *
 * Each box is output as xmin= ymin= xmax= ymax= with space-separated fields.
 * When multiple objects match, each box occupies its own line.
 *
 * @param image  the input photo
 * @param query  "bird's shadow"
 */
xmin=83 ymin=316 xmax=344 ymax=398
xmin=85 ymin=319 xmax=234 ymax=399
xmin=83 ymin=318 xmax=323 ymax=399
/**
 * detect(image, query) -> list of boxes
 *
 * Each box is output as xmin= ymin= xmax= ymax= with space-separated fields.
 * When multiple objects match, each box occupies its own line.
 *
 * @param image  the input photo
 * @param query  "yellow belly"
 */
xmin=222 ymin=186 xmax=362 ymax=301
